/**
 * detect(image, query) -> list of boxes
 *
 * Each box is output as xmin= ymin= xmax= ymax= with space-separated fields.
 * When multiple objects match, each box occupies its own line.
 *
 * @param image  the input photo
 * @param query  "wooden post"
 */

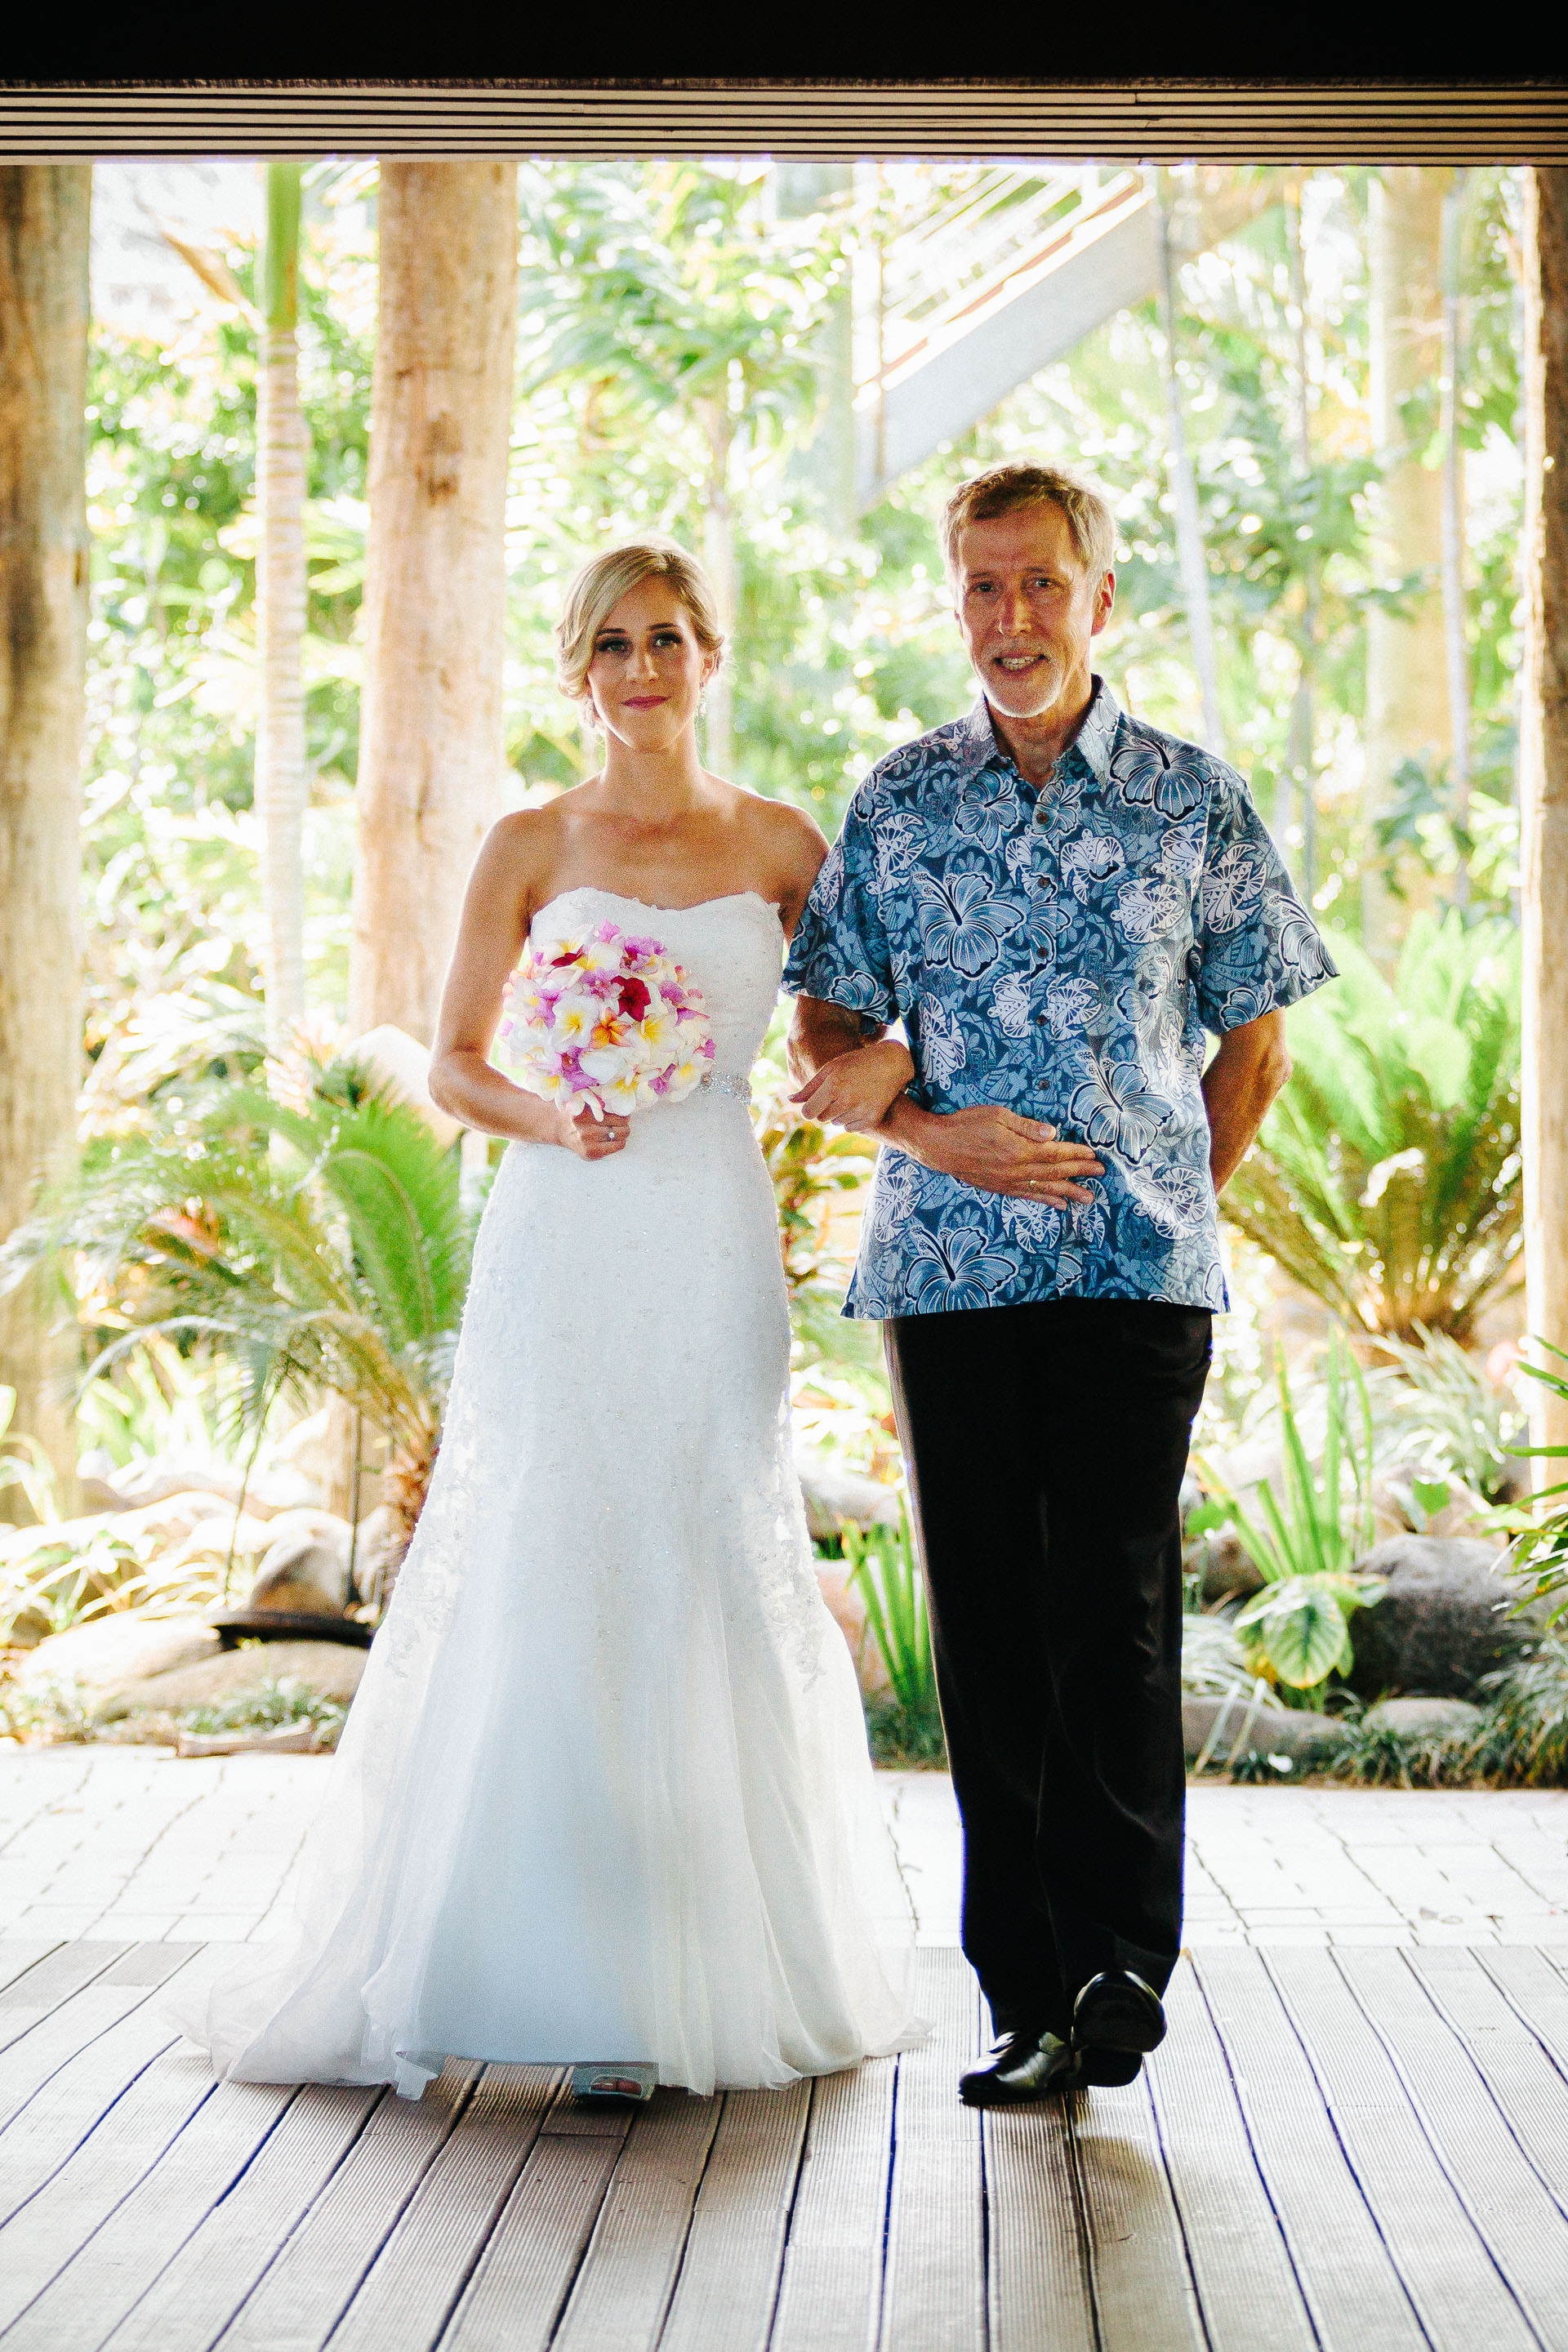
xmin=1362 ymin=167 xmax=1452 ymax=959
xmin=1521 ymin=168 xmax=1568 ymax=1468
xmin=0 ymin=167 xmax=89 ymax=1508
xmin=255 ymin=161 xmax=308 ymax=1046
xmin=349 ymin=163 xmax=518 ymax=1043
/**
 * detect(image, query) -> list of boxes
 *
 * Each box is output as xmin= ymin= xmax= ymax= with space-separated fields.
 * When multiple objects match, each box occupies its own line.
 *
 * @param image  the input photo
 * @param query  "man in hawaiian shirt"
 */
xmin=786 ymin=461 xmax=1334 ymax=2106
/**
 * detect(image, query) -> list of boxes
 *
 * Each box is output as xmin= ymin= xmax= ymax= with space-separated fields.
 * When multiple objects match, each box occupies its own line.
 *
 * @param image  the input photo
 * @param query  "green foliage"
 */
xmin=180 ymin=1671 xmax=348 ymax=1747
xmin=1498 ymin=1343 xmax=1568 ymax=1619
xmin=1223 ymin=912 xmax=1521 ymax=1339
xmin=843 ymin=1499 xmax=939 ymax=1730
xmin=1370 ymin=1325 xmax=1526 ymax=1505
xmin=1194 ymin=1334 xmax=1383 ymax=1693
xmin=2 ymin=1058 xmax=477 ymax=1525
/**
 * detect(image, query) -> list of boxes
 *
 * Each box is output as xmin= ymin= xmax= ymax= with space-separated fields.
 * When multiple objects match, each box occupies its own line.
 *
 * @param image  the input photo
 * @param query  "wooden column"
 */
xmin=1522 ymin=167 xmax=1568 ymax=1465
xmin=0 ymin=167 xmax=89 ymax=1504
xmin=1362 ymin=167 xmax=1452 ymax=958
xmin=349 ymin=162 xmax=518 ymax=1044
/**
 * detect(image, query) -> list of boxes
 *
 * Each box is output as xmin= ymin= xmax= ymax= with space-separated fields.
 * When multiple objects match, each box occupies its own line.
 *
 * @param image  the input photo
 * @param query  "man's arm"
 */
xmin=787 ymin=995 xmax=1104 ymax=1209
xmin=1202 ymin=1009 xmax=1290 ymax=1192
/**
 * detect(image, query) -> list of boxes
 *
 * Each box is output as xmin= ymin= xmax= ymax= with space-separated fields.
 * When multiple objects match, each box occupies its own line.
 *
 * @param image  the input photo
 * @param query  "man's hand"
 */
xmin=883 ymin=1098 xmax=1102 ymax=1206
xmin=791 ymin=1039 xmax=915 ymax=1134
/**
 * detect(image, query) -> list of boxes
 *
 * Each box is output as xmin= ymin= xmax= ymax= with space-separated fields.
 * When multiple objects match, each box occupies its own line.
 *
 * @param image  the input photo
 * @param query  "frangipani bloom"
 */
xmin=495 ymin=922 xmax=715 ymax=1125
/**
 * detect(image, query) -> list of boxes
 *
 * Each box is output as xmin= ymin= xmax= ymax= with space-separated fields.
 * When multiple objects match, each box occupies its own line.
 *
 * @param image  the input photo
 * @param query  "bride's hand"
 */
xmin=791 ymin=1039 xmax=915 ymax=1134
xmin=549 ymin=1104 xmax=632 ymax=1160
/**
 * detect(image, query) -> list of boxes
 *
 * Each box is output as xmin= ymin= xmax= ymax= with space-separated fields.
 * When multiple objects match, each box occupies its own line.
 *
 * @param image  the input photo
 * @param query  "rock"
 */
xmin=98 ymin=1457 xmax=323 ymax=1520
xmin=348 ymin=1504 xmax=403 ymax=1606
xmin=1364 ymin=1695 xmax=1485 ymax=1743
xmin=1192 ymin=1526 xmax=1265 ymax=1606
xmin=247 ymin=1512 xmax=354 ymax=1615
xmin=99 ymin=1637 xmax=368 ymax=1722
xmin=1344 ymin=1535 xmax=1536 ymax=1700
xmin=795 ymin=1445 xmax=900 ymax=1544
xmin=176 ymin=1722 xmax=323 ymax=1757
xmin=1183 ymin=1692 xmax=1342 ymax=1768
xmin=164 ymin=1511 xmax=275 ymax=1570
xmin=20 ymin=1615 xmax=222 ymax=1707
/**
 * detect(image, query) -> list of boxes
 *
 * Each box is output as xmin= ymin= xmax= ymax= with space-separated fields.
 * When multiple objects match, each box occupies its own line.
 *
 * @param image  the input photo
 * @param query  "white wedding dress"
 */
xmin=172 ymin=887 xmax=922 ymax=2096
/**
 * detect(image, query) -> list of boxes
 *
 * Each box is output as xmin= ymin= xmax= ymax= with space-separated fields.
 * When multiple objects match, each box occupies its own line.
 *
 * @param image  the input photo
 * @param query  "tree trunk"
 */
xmin=256 ymin=163 xmax=307 ymax=1049
xmin=0 ymin=167 xmax=89 ymax=1512
xmin=1362 ymin=167 xmax=1452 ymax=957
xmin=350 ymin=163 xmax=518 ymax=1045
xmin=697 ymin=394 xmax=737 ymax=778
xmin=1521 ymin=168 xmax=1568 ymax=1470
xmin=1440 ymin=173 xmax=1471 ymax=911
xmin=1154 ymin=176 xmax=1224 ymax=758
xmin=1285 ymin=180 xmax=1319 ymax=898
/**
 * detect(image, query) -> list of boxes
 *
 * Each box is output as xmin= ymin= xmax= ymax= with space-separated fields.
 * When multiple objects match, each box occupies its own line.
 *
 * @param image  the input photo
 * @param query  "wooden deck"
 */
xmin=7 ymin=1940 xmax=1568 ymax=2349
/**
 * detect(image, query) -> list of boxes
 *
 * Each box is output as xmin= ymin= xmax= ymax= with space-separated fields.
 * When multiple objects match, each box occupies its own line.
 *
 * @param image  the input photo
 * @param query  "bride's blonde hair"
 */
xmin=555 ymin=537 xmax=726 ymax=719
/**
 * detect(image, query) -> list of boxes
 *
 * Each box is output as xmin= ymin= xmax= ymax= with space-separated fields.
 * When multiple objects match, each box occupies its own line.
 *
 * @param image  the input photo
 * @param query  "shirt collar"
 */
xmin=960 ymin=676 xmax=1119 ymax=790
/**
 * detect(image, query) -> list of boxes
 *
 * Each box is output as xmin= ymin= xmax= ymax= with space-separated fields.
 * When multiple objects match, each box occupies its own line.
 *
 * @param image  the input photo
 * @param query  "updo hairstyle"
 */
xmin=555 ymin=537 xmax=726 ymax=723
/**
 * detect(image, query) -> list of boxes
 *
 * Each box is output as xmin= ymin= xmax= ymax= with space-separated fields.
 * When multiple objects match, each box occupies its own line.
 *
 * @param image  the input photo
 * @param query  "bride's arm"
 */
xmin=427 ymin=822 xmax=630 ymax=1161
xmin=787 ymin=1000 xmax=914 ymax=1135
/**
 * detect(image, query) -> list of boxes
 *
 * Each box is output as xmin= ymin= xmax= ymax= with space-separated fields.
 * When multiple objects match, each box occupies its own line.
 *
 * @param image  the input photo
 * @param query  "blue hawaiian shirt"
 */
xmin=783 ymin=682 xmax=1335 ymax=1317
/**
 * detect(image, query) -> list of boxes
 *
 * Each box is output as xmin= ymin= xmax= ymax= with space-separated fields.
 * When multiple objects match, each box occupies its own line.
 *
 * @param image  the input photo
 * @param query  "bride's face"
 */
xmin=586 ymin=581 xmax=715 ymax=752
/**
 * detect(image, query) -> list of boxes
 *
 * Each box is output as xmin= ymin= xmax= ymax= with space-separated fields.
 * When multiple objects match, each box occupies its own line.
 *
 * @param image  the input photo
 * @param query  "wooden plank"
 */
xmin=984 ymin=2091 xmax=1095 ymax=2352
xmin=1414 ymin=1949 xmax=1568 ymax=2213
xmin=0 ymin=1948 xmax=179 ymax=2138
xmin=1265 ymin=1949 xmax=1535 ymax=2352
xmin=211 ymin=2062 xmax=483 ymax=2352
xmin=1339 ymin=1947 xmax=1568 ymax=2345
xmin=1192 ymin=1948 xmax=1426 ymax=2352
xmin=440 ymin=2106 xmax=634 ymax=2352
xmin=552 ymin=2090 xmax=721 ymax=2352
xmin=2 ymin=2074 xmax=297 ymax=2352
xmin=0 ymin=1945 xmax=206 ymax=2228
xmin=0 ymin=1948 xmax=59 ymax=2001
xmin=327 ymin=2065 xmax=562 ymax=2352
xmin=657 ymin=2082 xmax=812 ymax=2352
xmin=877 ymin=1946 xmax=985 ymax=2352
xmin=1071 ymin=2074 xmax=1204 ymax=2350
xmin=0 ymin=1942 xmax=127 ymax=2059
xmin=1143 ymin=1961 xmax=1315 ymax=2352
xmin=770 ymin=2060 xmax=897 ymax=2352
xmin=1481 ymin=1945 xmax=1568 ymax=2072
xmin=0 ymin=2043 xmax=224 ymax=2336
xmin=97 ymin=2081 xmax=382 ymax=2352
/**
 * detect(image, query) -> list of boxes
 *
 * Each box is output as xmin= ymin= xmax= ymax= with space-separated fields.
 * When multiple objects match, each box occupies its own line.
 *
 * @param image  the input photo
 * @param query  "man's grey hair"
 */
xmin=941 ymin=462 xmax=1116 ymax=583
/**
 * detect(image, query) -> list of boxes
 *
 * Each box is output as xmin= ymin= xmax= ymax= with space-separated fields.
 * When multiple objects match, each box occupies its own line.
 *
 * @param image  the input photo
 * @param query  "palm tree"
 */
xmin=1223 ymin=911 xmax=1521 ymax=1342
xmin=2 ymin=1056 xmax=479 ymax=1563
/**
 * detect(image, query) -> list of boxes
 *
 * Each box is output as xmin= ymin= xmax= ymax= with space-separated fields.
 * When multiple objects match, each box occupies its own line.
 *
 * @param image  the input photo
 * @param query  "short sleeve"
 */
xmin=782 ymin=796 xmax=900 ymax=1023
xmin=1193 ymin=768 xmax=1338 ymax=1033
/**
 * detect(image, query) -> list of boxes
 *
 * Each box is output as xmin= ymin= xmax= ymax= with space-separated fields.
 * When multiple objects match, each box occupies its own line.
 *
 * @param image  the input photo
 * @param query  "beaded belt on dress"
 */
xmin=698 ymin=1071 xmax=752 ymax=1104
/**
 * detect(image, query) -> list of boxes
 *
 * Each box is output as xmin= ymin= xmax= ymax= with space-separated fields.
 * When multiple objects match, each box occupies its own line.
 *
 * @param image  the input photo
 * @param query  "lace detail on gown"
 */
xmin=167 ymin=887 xmax=924 ymax=2096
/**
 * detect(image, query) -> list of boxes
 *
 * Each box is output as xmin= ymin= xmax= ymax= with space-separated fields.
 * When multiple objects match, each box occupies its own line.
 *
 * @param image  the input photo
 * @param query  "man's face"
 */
xmin=951 ymin=505 xmax=1115 ymax=722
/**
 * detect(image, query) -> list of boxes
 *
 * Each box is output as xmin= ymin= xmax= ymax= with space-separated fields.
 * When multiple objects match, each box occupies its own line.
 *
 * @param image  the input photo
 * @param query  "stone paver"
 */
xmin=3 ymin=1748 xmax=1568 ymax=1950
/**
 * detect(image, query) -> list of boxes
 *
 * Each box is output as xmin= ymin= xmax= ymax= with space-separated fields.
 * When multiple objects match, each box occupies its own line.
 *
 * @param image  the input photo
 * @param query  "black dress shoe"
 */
xmin=1078 ymin=2045 xmax=1144 ymax=2087
xmin=1072 ymin=1969 xmax=1167 ymax=2058
xmin=959 ymin=2026 xmax=1080 ymax=2108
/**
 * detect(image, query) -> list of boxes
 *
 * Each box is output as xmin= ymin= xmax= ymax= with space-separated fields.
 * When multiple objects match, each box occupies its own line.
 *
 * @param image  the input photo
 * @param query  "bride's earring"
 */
xmin=698 ymin=688 xmax=709 ymax=719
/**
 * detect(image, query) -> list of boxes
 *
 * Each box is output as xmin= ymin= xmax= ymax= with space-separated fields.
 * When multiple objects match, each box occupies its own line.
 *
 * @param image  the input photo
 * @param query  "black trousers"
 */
xmin=884 ymin=1296 xmax=1212 ymax=2040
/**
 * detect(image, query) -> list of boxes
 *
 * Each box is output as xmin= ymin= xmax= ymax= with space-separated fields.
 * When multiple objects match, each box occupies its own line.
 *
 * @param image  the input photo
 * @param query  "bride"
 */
xmin=172 ymin=537 xmax=924 ymax=2097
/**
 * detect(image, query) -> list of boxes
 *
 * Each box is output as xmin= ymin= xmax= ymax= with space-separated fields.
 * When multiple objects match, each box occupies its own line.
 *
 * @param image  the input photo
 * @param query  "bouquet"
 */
xmin=495 ymin=918 xmax=715 ymax=1120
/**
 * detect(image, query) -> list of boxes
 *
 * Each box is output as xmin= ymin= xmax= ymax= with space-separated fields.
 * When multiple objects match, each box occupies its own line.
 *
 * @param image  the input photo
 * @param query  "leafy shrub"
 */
xmin=1223 ymin=912 xmax=1521 ymax=1341
xmin=179 ymin=1673 xmax=349 ymax=1748
xmin=1370 ymin=1325 xmax=1527 ymax=1506
xmin=1193 ymin=1333 xmax=1384 ymax=1696
xmin=2 ymin=1056 xmax=477 ymax=1556
xmin=843 ymin=1501 xmax=946 ymax=1766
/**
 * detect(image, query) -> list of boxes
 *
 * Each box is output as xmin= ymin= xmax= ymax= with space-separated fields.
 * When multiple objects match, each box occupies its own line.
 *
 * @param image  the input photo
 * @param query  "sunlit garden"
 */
xmin=3 ymin=154 xmax=1566 ymax=1788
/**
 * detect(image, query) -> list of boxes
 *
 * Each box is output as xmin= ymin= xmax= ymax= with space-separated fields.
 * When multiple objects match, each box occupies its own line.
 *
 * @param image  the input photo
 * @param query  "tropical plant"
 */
xmin=1499 ymin=1343 xmax=1568 ymax=1619
xmin=1370 ymin=1325 xmax=1526 ymax=1505
xmin=1192 ymin=1333 xmax=1384 ymax=1695
xmin=1 ymin=1056 xmax=477 ymax=1560
xmin=0 ymin=1388 xmax=64 ymax=1529
xmin=842 ymin=1499 xmax=944 ymax=1762
xmin=751 ymin=1056 xmax=875 ymax=1298
xmin=1223 ymin=912 xmax=1521 ymax=1341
